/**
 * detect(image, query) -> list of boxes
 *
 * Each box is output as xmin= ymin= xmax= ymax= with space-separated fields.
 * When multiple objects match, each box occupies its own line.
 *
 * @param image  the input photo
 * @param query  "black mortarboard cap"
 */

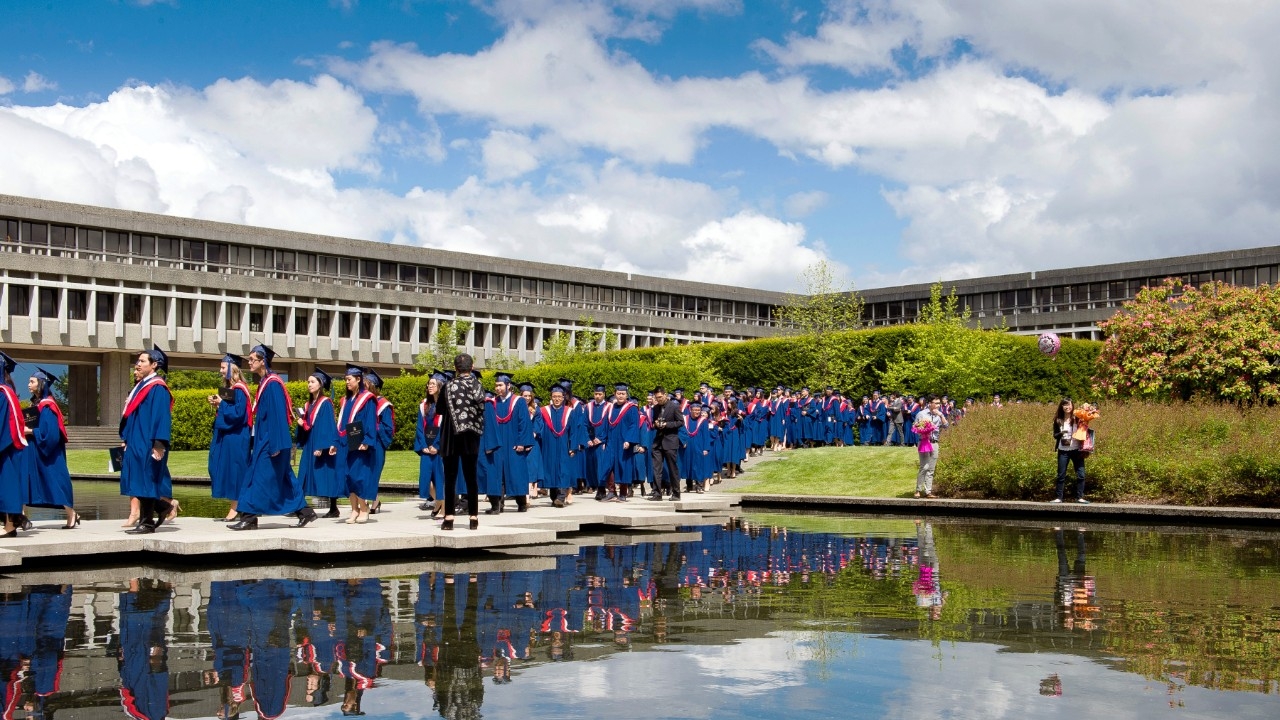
xmin=518 ymin=382 xmax=534 ymax=393
xmin=222 ymin=353 xmax=244 ymax=367
xmin=149 ymin=344 xmax=169 ymax=371
xmin=550 ymin=384 xmax=565 ymax=394
xmin=345 ymin=364 xmax=364 ymax=379
xmin=614 ymin=383 xmax=629 ymax=392
xmin=495 ymin=372 xmax=514 ymax=385
xmin=33 ymin=367 xmax=58 ymax=397
xmin=365 ymin=368 xmax=383 ymax=389
xmin=593 ymin=384 xmax=606 ymax=393
xmin=312 ymin=367 xmax=333 ymax=392
xmin=250 ymin=343 xmax=275 ymax=367
xmin=0 ymin=351 xmax=16 ymax=375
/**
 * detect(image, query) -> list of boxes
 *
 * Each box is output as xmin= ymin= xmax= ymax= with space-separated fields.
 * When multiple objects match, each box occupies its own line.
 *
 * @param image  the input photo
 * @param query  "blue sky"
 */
xmin=3 ymin=1 xmax=1279 ymax=292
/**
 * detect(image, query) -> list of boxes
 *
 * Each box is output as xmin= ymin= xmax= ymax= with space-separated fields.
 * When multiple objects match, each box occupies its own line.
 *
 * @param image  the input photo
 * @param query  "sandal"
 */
xmin=914 ymin=492 xmax=921 ymax=499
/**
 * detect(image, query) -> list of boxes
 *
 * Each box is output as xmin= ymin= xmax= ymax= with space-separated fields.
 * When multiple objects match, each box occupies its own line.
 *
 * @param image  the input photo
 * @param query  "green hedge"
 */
xmin=568 ymin=326 xmax=1100 ymax=401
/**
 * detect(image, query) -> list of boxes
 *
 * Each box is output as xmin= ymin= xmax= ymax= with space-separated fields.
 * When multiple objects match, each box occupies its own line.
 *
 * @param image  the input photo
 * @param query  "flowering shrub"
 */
xmin=1096 ymin=279 xmax=1280 ymax=403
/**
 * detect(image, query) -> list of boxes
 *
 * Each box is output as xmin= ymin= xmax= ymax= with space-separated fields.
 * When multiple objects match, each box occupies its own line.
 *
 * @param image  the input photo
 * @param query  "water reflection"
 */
xmin=0 ymin=516 xmax=1276 ymax=719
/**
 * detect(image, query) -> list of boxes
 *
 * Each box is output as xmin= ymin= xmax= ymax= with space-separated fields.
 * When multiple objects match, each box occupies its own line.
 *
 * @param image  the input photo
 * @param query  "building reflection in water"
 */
xmin=1 ymin=516 xmax=1274 ymax=718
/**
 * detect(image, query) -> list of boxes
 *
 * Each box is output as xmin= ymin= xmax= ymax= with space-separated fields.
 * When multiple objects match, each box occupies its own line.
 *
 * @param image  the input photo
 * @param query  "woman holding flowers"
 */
xmin=1051 ymin=399 xmax=1091 ymax=503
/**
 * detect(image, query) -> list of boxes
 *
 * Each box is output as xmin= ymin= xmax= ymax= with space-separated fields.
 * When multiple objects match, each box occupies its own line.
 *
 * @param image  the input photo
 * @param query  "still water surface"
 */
xmin=2 ymin=505 xmax=1278 ymax=719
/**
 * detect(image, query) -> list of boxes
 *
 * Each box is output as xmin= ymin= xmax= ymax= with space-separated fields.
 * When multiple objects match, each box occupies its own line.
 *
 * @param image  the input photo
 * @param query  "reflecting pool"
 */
xmin=1 ymin=513 xmax=1278 ymax=719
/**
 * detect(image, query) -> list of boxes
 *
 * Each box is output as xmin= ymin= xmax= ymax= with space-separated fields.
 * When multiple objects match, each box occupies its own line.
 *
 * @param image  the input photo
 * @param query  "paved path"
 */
xmin=0 ymin=494 xmax=739 ymax=569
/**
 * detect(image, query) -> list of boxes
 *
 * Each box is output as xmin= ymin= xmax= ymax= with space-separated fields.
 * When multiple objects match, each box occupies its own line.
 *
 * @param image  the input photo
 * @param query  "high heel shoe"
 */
xmin=1 ymin=529 xmax=16 ymax=538
xmin=165 ymin=500 xmax=181 ymax=524
xmin=355 ymin=510 xmax=369 ymax=524
xmin=469 ymin=516 xmax=479 ymax=530
xmin=121 ymin=515 xmax=140 ymax=528
xmin=369 ymin=500 xmax=381 ymax=515
xmin=440 ymin=518 xmax=454 ymax=531
xmin=61 ymin=512 xmax=80 ymax=530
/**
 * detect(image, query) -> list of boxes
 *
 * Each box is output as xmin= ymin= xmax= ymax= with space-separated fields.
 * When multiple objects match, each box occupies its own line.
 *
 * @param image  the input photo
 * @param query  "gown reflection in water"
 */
xmin=0 ymin=585 xmax=72 ymax=720
xmin=117 ymin=579 xmax=171 ymax=720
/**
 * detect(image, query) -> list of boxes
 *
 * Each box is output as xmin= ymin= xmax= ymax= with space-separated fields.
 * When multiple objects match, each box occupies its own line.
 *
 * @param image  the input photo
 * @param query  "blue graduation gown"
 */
xmin=584 ymin=400 xmax=609 ymax=487
xmin=337 ymin=392 xmax=378 ymax=501
xmin=633 ymin=411 xmax=654 ymax=485
xmin=238 ymin=374 xmax=307 ymax=517
xmin=768 ymin=399 xmax=787 ymax=440
xmin=524 ymin=405 xmax=546 ymax=486
xmin=481 ymin=394 xmax=533 ymax=497
xmin=299 ymin=397 xmax=343 ymax=498
xmin=28 ymin=585 xmax=72 ymax=697
xmin=209 ymin=384 xmax=251 ymax=501
xmin=26 ymin=400 xmax=73 ymax=508
xmin=567 ymin=400 xmax=588 ymax=482
xmin=370 ymin=398 xmax=394 ymax=491
xmin=678 ymin=416 xmax=713 ymax=482
xmin=598 ymin=401 xmax=640 ymax=485
xmin=0 ymin=385 xmax=26 ymax=515
xmin=413 ymin=400 xmax=444 ymax=501
xmin=534 ymin=404 xmax=579 ymax=490
xmin=118 ymin=585 xmax=171 ymax=720
xmin=247 ymin=580 xmax=301 ymax=720
xmin=207 ymin=581 xmax=251 ymax=702
xmin=119 ymin=375 xmax=172 ymax=500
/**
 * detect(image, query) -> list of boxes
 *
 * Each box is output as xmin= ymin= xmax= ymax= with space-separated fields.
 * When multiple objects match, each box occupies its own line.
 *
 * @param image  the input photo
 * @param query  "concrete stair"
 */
xmin=66 ymin=425 xmax=120 ymax=450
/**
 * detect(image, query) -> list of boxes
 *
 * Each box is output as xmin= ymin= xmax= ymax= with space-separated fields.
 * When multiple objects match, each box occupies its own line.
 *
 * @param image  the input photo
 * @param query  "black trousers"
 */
xmin=651 ymin=444 xmax=680 ymax=494
xmin=444 ymin=453 xmax=480 ymax=517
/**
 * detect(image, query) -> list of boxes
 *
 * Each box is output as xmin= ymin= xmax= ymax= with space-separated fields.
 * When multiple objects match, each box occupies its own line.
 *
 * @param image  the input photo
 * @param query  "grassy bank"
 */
xmin=936 ymin=402 xmax=1280 ymax=505
xmin=732 ymin=446 xmax=920 ymax=497
xmin=67 ymin=449 xmax=423 ymax=485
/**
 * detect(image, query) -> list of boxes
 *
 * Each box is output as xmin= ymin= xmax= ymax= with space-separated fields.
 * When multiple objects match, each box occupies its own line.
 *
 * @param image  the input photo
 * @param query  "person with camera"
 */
xmin=647 ymin=386 xmax=683 ymax=501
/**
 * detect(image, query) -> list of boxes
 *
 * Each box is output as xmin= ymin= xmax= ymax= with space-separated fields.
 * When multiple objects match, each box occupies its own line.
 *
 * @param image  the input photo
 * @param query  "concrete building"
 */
xmin=4 ymin=192 xmax=1278 ymax=426
xmin=858 ymin=247 xmax=1280 ymax=340
xmin=0 ymin=194 xmax=786 ymax=426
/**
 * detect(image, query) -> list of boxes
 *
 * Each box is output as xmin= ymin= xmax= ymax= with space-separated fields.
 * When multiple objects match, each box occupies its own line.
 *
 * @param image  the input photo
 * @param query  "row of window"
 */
xmin=3 ymin=285 xmax=710 ymax=349
xmin=1 ymin=219 xmax=776 ymax=324
xmin=862 ymin=267 xmax=1280 ymax=323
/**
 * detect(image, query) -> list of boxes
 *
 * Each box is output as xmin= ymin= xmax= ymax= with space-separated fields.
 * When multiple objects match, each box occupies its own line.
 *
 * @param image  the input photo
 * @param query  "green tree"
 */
xmin=879 ymin=282 xmax=997 ymax=398
xmin=486 ymin=344 xmax=526 ymax=371
xmin=773 ymin=260 xmax=866 ymax=385
xmin=164 ymin=369 xmax=226 ymax=390
xmin=414 ymin=319 xmax=473 ymax=373
xmin=538 ymin=315 xmax=616 ymax=365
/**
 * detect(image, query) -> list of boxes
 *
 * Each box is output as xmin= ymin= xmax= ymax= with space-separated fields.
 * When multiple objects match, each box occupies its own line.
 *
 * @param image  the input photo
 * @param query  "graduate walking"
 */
xmin=23 ymin=367 xmax=77 ymax=529
xmin=0 ymin=351 xmax=30 ymax=537
xmin=298 ymin=368 xmax=343 ymax=517
xmin=119 ymin=345 xmax=174 ymax=535
xmin=208 ymin=353 xmax=251 ymax=523
xmin=228 ymin=344 xmax=318 ymax=530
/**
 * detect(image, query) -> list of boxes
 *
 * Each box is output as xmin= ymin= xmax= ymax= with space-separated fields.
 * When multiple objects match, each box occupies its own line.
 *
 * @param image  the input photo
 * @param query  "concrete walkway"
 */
xmin=0 ymin=494 xmax=739 ymax=569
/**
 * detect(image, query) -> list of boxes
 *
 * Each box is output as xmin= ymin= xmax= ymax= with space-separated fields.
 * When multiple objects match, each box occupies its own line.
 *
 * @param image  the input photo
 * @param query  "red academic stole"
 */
xmin=37 ymin=397 xmax=68 ymax=442
xmin=255 ymin=373 xmax=294 ymax=426
xmin=540 ymin=405 xmax=571 ymax=437
xmin=683 ymin=415 xmax=706 ymax=436
xmin=0 ymin=385 xmax=27 ymax=449
xmin=420 ymin=400 xmax=442 ymax=432
xmin=489 ymin=394 xmax=519 ymax=423
xmin=375 ymin=397 xmax=393 ymax=431
xmin=606 ymin=401 xmax=636 ymax=426
xmin=299 ymin=396 xmax=332 ymax=431
xmin=338 ymin=391 xmax=374 ymax=437
xmin=122 ymin=376 xmax=174 ymax=421
xmin=229 ymin=381 xmax=253 ymax=428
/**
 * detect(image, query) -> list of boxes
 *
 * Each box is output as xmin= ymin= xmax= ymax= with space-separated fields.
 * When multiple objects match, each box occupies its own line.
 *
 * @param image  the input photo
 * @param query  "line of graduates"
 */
xmin=0 ymin=350 xmax=78 ymax=537
xmin=210 ymin=355 xmax=396 ymax=529
xmin=416 ymin=377 xmax=793 ymax=511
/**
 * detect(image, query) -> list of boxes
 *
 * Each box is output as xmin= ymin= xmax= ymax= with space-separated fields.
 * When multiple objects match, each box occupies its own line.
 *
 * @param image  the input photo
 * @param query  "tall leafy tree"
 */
xmin=773 ymin=260 xmax=866 ymax=386
xmin=879 ymin=282 xmax=997 ymax=398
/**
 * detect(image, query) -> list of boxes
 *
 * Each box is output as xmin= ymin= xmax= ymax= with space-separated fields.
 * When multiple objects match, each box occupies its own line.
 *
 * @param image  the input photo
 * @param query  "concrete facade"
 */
xmin=0 ymin=194 xmax=787 ymax=424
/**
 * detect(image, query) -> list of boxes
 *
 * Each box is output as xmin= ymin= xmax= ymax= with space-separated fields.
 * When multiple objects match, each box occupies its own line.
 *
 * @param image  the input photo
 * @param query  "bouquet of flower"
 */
xmin=913 ymin=418 xmax=938 ymax=453
xmin=1072 ymin=403 xmax=1099 ymax=441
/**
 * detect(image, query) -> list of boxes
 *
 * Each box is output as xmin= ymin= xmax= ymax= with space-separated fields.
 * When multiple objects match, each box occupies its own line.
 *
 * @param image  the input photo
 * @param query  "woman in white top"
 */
xmin=1051 ymin=399 xmax=1088 ymax=503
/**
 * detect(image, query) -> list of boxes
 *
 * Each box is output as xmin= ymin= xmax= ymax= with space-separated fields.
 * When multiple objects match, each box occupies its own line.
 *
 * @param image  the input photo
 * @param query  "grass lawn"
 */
xmin=733 ymin=446 xmax=920 ymax=498
xmin=67 ymin=449 xmax=422 ymax=485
